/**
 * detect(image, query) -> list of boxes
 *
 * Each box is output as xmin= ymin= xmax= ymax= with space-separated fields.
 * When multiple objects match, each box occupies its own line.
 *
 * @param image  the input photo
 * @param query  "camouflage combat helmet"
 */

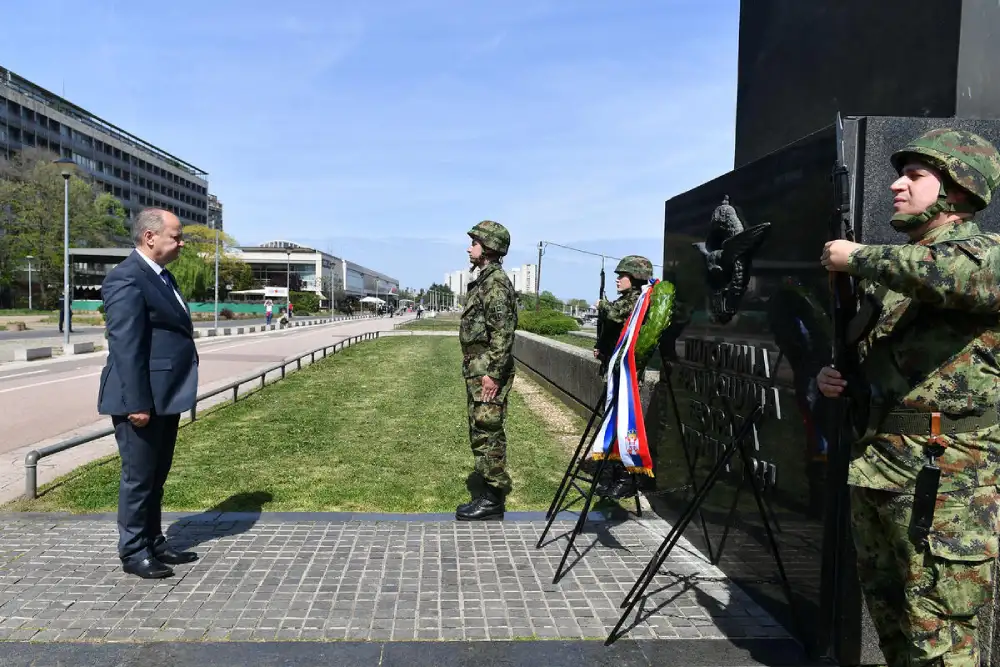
xmin=468 ymin=220 xmax=510 ymax=256
xmin=614 ymin=255 xmax=653 ymax=281
xmin=889 ymin=128 xmax=1000 ymax=230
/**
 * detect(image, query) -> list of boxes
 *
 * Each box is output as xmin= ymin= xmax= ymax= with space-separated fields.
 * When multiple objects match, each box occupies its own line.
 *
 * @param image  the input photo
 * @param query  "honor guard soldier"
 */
xmin=457 ymin=220 xmax=518 ymax=521
xmin=818 ymin=128 xmax=1000 ymax=667
xmin=592 ymin=254 xmax=654 ymax=498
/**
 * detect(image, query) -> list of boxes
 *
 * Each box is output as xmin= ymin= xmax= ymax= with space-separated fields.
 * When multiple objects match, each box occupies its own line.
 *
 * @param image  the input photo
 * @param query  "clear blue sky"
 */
xmin=5 ymin=0 xmax=739 ymax=301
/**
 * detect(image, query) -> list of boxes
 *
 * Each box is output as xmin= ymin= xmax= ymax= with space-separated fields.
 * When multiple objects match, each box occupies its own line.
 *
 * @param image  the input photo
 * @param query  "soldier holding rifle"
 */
xmin=818 ymin=129 xmax=1000 ymax=667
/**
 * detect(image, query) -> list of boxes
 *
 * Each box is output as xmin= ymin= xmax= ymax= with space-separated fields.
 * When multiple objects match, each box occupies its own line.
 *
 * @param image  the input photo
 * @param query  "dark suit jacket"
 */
xmin=97 ymin=250 xmax=199 ymax=417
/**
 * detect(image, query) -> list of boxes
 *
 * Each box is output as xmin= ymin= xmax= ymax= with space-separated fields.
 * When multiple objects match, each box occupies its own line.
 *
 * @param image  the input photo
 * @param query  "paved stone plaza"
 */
xmin=0 ymin=511 xmax=813 ymax=665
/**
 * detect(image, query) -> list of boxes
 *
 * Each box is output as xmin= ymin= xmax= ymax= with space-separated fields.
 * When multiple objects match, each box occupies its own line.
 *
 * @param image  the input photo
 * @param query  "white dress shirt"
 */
xmin=136 ymin=250 xmax=188 ymax=312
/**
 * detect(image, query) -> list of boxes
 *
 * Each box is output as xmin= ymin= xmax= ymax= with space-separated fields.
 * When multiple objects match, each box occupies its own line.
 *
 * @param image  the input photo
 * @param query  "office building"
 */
xmin=0 ymin=65 xmax=209 ymax=227
xmin=70 ymin=240 xmax=398 ymax=309
xmin=235 ymin=241 xmax=398 ymax=307
xmin=208 ymin=194 xmax=223 ymax=231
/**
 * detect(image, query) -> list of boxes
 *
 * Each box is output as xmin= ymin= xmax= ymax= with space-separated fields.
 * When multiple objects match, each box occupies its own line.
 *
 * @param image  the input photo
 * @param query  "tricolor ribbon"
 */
xmin=590 ymin=279 xmax=657 ymax=476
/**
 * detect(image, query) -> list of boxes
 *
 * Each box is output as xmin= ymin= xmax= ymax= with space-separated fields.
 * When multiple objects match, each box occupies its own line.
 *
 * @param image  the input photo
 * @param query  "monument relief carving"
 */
xmin=692 ymin=196 xmax=772 ymax=324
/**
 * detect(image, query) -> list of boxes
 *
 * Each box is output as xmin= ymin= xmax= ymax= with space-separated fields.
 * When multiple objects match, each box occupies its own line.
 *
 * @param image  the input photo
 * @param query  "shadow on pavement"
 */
xmin=165 ymin=490 xmax=273 ymax=551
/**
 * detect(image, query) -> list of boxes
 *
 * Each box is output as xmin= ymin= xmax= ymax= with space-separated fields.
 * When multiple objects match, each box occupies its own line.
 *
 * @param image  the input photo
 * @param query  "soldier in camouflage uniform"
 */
xmin=457 ymin=220 xmax=519 ymax=521
xmin=591 ymin=255 xmax=654 ymax=498
xmin=817 ymin=128 xmax=1000 ymax=667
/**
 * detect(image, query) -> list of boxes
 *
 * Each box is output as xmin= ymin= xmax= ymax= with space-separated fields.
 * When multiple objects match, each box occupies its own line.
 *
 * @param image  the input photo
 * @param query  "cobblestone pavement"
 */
xmin=0 ymin=513 xmax=792 ymax=645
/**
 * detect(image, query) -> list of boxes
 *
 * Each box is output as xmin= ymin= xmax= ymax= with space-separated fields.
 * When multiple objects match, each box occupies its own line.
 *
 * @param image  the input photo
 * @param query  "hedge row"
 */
xmin=516 ymin=309 xmax=580 ymax=335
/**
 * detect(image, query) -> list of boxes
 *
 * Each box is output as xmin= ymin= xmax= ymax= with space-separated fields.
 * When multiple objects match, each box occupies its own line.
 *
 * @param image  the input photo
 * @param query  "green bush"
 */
xmin=517 ymin=309 xmax=580 ymax=336
xmin=291 ymin=290 xmax=320 ymax=315
xmin=220 ymin=308 xmax=236 ymax=320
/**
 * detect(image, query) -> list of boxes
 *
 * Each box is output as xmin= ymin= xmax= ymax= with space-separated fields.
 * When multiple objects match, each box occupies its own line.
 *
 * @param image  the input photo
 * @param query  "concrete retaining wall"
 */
xmin=512 ymin=331 xmax=661 ymax=417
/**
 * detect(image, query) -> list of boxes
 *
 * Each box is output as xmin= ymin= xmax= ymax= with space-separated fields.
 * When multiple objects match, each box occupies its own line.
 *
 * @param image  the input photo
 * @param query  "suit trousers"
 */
xmin=113 ymin=413 xmax=180 ymax=564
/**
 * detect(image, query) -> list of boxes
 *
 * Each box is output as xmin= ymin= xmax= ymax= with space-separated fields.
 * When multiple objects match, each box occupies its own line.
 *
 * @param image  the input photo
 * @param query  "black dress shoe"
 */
xmin=122 ymin=557 xmax=173 ymax=579
xmin=155 ymin=547 xmax=198 ymax=565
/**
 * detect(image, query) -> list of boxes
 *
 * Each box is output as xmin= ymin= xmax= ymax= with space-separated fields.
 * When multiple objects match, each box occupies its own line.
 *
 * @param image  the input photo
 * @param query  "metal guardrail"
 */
xmin=23 ymin=331 xmax=381 ymax=499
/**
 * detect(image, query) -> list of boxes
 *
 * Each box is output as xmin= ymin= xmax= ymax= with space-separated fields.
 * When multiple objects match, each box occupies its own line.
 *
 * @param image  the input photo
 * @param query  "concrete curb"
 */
xmin=0 ymin=314 xmax=381 ymax=364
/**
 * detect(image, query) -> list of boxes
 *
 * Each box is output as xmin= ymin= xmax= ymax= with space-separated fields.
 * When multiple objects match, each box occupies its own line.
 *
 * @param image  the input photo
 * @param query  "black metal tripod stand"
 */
xmin=605 ymin=401 xmax=797 ymax=645
xmin=535 ymin=391 xmax=644 ymax=584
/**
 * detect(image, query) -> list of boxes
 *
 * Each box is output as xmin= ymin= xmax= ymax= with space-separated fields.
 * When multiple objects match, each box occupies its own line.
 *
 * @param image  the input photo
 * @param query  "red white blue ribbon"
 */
xmin=590 ymin=280 xmax=657 ymax=476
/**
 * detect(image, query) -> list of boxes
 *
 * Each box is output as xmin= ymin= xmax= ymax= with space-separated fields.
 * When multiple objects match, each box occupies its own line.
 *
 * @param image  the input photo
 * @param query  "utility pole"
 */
xmin=535 ymin=241 xmax=543 ymax=312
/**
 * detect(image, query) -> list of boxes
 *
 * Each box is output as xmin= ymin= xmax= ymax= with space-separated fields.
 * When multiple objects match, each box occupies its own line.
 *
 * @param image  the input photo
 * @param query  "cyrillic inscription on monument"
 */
xmin=677 ymin=339 xmax=782 ymax=489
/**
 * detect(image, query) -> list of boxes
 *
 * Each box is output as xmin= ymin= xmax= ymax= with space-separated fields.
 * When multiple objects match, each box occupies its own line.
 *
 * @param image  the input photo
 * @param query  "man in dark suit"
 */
xmin=99 ymin=207 xmax=199 ymax=579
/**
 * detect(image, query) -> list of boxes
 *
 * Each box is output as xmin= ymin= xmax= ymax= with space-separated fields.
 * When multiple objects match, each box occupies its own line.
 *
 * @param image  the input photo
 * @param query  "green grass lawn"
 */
xmin=544 ymin=333 xmax=595 ymax=350
xmin=6 ymin=336 xmax=579 ymax=514
xmin=396 ymin=313 xmax=461 ymax=331
xmin=0 ymin=309 xmax=57 ymax=316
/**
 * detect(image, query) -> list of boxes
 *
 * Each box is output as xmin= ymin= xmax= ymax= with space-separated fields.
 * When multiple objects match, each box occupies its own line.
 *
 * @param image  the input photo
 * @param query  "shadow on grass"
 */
xmin=165 ymin=491 xmax=273 ymax=552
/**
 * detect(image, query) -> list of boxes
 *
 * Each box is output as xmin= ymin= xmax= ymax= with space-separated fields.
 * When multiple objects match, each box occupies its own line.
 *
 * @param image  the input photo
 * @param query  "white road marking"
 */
xmin=0 ymin=369 xmax=48 ymax=381
xmin=0 ymin=371 xmax=103 ymax=395
xmin=199 ymin=328 xmax=322 ymax=354
xmin=0 ymin=325 xmax=348 ymax=394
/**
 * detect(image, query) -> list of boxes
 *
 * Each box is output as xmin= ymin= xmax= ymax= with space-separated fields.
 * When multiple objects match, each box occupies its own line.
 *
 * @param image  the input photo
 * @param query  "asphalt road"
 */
xmin=0 ymin=316 xmax=287 ymax=341
xmin=0 ymin=315 xmax=410 ymax=454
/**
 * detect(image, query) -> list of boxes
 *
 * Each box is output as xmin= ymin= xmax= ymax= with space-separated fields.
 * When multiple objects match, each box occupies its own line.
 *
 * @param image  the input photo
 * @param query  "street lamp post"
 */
xmin=213 ymin=221 xmax=220 ymax=330
xmin=53 ymin=157 xmax=74 ymax=345
xmin=285 ymin=249 xmax=291 ymax=312
xmin=24 ymin=255 xmax=33 ymax=310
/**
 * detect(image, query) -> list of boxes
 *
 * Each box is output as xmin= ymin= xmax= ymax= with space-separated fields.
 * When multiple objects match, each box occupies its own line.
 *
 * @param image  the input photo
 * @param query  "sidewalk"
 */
xmin=0 ymin=510 xmax=808 ymax=666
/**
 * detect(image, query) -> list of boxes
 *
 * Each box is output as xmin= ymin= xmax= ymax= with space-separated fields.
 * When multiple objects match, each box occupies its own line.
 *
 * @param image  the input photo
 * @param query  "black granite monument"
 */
xmin=649 ymin=2 xmax=1000 ymax=665
xmin=735 ymin=0 xmax=1000 ymax=169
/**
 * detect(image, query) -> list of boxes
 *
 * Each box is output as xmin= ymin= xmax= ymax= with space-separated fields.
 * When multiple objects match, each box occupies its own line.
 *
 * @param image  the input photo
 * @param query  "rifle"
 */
xmin=829 ymin=112 xmax=863 ymax=424
xmin=821 ymin=112 xmax=864 ymax=659
xmin=596 ymin=257 xmax=609 ymax=373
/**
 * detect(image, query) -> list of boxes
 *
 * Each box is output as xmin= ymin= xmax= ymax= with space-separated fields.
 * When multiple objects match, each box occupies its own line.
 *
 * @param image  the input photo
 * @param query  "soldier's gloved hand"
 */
xmin=817 ymin=366 xmax=847 ymax=398
xmin=481 ymin=376 xmax=499 ymax=402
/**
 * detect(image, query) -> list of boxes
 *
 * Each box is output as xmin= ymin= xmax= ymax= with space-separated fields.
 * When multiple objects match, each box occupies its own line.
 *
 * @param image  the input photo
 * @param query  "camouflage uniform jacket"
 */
xmin=460 ymin=263 xmax=518 ymax=380
xmin=600 ymin=287 xmax=642 ymax=325
xmin=845 ymin=220 xmax=1000 ymax=493
xmin=594 ymin=287 xmax=642 ymax=358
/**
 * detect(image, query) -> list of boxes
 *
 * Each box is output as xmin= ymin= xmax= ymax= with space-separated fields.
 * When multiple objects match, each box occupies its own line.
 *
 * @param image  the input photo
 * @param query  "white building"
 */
xmin=235 ymin=241 xmax=398 ymax=307
xmin=443 ymin=262 xmax=536 ymax=297
xmin=506 ymin=263 xmax=537 ymax=295
xmin=443 ymin=269 xmax=470 ymax=297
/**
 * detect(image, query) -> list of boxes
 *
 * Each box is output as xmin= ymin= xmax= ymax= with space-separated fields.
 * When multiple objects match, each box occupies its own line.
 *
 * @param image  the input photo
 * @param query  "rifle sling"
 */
xmin=877 ymin=407 xmax=998 ymax=436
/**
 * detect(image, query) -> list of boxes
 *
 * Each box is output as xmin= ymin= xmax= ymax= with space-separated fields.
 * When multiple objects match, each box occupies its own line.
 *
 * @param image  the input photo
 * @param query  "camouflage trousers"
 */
xmin=850 ymin=485 xmax=1000 ymax=667
xmin=466 ymin=375 xmax=513 ymax=495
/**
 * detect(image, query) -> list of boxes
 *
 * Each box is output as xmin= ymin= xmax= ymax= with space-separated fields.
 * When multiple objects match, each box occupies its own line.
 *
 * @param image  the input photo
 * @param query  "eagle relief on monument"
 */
xmin=692 ymin=196 xmax=772 ymax=325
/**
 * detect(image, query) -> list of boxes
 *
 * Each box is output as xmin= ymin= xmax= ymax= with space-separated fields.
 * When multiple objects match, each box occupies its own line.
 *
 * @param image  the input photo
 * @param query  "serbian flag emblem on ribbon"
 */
xmin=590 ymin=280 xmax=656 ymax=477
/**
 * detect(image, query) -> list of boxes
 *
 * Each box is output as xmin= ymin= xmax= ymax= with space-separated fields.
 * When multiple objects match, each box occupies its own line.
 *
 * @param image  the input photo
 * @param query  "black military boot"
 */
xmin=609 ymin=473 xmax=638 ymax=499
xmin=456 ymin=487 xmax=505 ymax=521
